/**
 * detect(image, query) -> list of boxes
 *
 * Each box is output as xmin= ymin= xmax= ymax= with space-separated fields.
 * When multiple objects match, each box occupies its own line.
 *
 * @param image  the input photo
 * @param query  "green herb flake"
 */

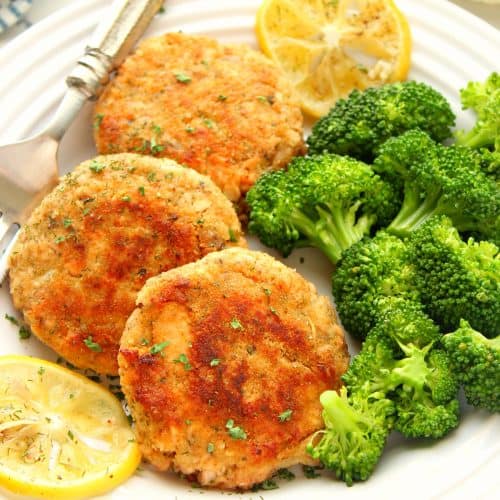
xmin=54 ymin=235 xmax=66 ymax=244
xmin=230 ymin=318 xmax=243 ymax=330
xmin=150 ymin=139 xmax=164 ymax=154
xmin=207 ymin=442 xmax=215 ymax=454
xmin=121 ymin=195 xmax=131 ymax=202
xmin=83 ymin=336 xmax=102 ymax=352
xmin=140 ymin=337 xmax=150 ymax=346
xmin=302 ymin=465 xmax=322 ymax=479
xmin=275 ymin=468 xmax=295 ymax=481
xmin=19 ymin=326 xmax=31 ymax=339
xmin=147 ymin=172 xmax=157 ymax=182
xmin=217 ymin=94 xmax=227 ymax=101
xmin=152 ymin=124 xmax=162 ymax=135
xmin=203 ymin=118 xmax=215 ymax=129
xmin=93 ymin=114 xmax=104 ymax=129
xmin=89 ymin=161 xmax=105 ymax=173
xmin=63 ymin=218 xmax=72 ymax=228
xmin=67 ymin=430 xmax=75 ymax=441
xmin=257 ymin=95 xmax=268 ymax=103
xmin=138 ymin=186 xmax=145 ymax=196
xmin=175 ymin=72 xmax=192 ymax=83
xmin=185 ymin=125 xmax=196 ymax=133
xmin=173 ymin=353 xmax=192 ymax=370
xmin=252 ymin=479 xmax=279 ymax=491
xmin=278 ymin=409 xmax=293 ymax=422
xmin=38 ymin=366 xmax=45 ymax=376
xmin=228 ymin=228 xmax=238 ymax=242
xmin=210 ymin=358 xmax=220 ymax=367
xmin=4 ymin=314 xmax=19 ymax=326
xmin=225 ymin=419 xmax=247 ymax=440
xmin=150 ymin=340 xmax=170 ymax=355
xmin=269 ymin=306 xmax=278 ymax=315
xmin=185 ymin=419 xmax=192 ymax=425
xmin=263 ymin=287 xmax=271 ymax=296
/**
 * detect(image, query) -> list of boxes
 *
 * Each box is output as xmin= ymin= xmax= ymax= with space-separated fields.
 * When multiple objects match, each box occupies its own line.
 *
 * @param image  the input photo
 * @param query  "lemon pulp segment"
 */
xmin=0 ymin=355 xmax=140 ymax=499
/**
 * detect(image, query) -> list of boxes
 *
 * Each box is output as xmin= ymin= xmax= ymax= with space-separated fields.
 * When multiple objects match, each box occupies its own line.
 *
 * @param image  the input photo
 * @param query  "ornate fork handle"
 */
xmin=45 ymin=0 xmax=163 ymax=141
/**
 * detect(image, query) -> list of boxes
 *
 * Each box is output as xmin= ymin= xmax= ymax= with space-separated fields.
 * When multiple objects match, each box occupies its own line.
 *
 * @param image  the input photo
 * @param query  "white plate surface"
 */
xmin=0 ymin=1 xmax=499 ymax=499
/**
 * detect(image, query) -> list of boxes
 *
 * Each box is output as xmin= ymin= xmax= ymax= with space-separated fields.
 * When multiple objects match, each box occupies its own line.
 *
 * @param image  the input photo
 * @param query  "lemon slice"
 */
xmin=0 ymin=355 xmax=140 ymax=499
xmin=256 ymin=0 xmax=412 ymax=117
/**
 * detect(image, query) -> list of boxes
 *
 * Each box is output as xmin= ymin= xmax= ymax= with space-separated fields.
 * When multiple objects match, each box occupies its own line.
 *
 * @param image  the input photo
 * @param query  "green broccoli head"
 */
xmin=307 ymin=387 xmax=394 ymax=486
xmin=409 ymin=215 xmax=500 ymax=338
xmin=247 ymin=154 xmax=400 ymax=264
xmin=332 ymin=232 xmax=419 ymax=340
xmin=441 ymin=320 xmax=500 ymax=412
xmin=390 ymin=347 xmax=460 ymax=439
xmin=374 ymin=130 xmax=500 ymax=242
xmin=307 ymin=81 xmax=455 ymax=161
xmin=456 ymin=72 xmax=500 ymax=151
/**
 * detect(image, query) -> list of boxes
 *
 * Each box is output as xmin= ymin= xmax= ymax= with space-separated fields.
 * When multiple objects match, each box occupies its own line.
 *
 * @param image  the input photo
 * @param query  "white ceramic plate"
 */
xmin=0 ymin=1 xmax=499 ymax=499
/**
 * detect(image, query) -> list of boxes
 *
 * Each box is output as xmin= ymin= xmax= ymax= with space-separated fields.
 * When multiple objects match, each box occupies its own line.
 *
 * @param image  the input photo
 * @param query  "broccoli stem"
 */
xmin=456 ymin=127 xmax=494 ymax=150
xmin=289 ymin=204 xmax=374 ymax=265
xmin=388 ymin=189 xmax=441 ymax=236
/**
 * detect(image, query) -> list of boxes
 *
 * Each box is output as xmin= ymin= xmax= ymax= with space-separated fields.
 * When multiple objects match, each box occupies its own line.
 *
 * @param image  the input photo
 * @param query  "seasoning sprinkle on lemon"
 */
xmin=0 ymin=355 xmax=140 ymax=499
xmin=256 ymin=0 xmax=411 ymax=117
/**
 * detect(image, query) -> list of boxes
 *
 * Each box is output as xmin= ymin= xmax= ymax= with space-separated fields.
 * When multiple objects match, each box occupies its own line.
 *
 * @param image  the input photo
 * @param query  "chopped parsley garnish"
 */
xmin=93 ymin=113 xmax=104 ymax=129
xmin=207 ymin=442 xmax=215 ymax=453
xmin=173 ymin=353 xmax=192 ymax=370
xmin=217 ymin=94 xmax=227 ymax=101
xmin=275 ymin=468 xmax=295 ymax=481
xmin=228 ymin=228 xmax=238 ymax=242
xmin=174 ymin=72 xmax=192 ymax=83
xmin=185 ymin=125 xmax=196 ymax=133
xmin=54 ymin=235 xmax=66 ymax=244
xmin=263 ymin=287 xmax=271 ymax=296
xmin=83 ymin=336 xmax=102 ymax=352
xmin=269 ymin=306 xmax=278 ymax=315
xmin=230 ymin=318 xmax=243 ymax=330
xmin=147 ymin=172 xmax=157 ymax=182
xmin=140 ymin=337 xmax=150 ymax=346
xmin=152 ymin=124 xmax=162 ymax=135
xmin=210 ymin=358 xmax=220 ymax=367
xmin=203 ymin=118 xmax=215 ymax=128
xmin=121 ymin=195 xmax=131 ymax=202
xmin=18 ymin=326 xmax=31 ymax=339
xmin=226 ymin=419 xmax=247 ymax=440
xmin=138 ymin=186 xmax=145 ymax=196
xmin=252 ymin=479 xmax=278 ymax=491
xmin=150 ymin=138 xmax=164 ymax=154
xmin=63 ymin=218 xmax=72 ymax=228
xmin=89 ymin=161 xmax=105 ymax=173
xmin=150 ymin=340 xmax=170 ymax=355
xmin=278 ymin=409 xmax=293 ymax=422
xmin=4 ymin=313 xmax=19 ymax=326
xmin=302 ymin=465 xmax=322 ymax=479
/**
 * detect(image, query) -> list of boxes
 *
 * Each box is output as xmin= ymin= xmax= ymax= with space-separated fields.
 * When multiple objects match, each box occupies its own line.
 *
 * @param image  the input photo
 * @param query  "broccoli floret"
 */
xmin=311 ymin=299 xmax=460 ymax=485
xmin=455 ymin=72 xmax=500 ymax=151
xmin=307 ymin=81 xmax=455 ymax=161
xmin=307 ymin=387 xmax=394 ymax=486
xmin=441 ymin=320 xmax=500 ymax=412
xmin=374 ymin=129 xmax=500 ymax=242
xmin=409 ymin=215 xmax=500 ymax=338
xmin=332 ymin=232 xmax=419 ymax=340
xmin=247 ymin=154 xmax=399 ymax=264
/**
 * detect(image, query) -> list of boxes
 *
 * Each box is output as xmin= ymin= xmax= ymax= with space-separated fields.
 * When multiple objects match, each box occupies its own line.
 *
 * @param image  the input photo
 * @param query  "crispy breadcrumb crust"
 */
xmin=119 ymin=248 xmax=349 ymax=489
xmin=9 ymin=153 xmax=245 ymax=374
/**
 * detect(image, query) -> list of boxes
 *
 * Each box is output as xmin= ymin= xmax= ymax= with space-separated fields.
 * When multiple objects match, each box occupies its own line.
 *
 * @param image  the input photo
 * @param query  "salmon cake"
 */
xmin=93 ymin=32 xmax=306 ymax=206
xmin=9 ymin=153 xmax=245 ymax=375
xmin=118 ymin=248 xmax=349 ymax=490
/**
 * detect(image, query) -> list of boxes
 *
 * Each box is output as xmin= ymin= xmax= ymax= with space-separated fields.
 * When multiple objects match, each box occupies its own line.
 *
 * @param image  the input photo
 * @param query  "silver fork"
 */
xmin=0 ymin=0 xmax=164 ymax=282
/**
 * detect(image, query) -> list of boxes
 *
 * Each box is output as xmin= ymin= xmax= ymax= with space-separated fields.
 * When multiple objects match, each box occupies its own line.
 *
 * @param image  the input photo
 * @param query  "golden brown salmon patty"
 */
xmin=118 ymin=248 xmax=349 ymax=490
xmin=93 ymin=32 xmax=305 ymax=205
xmin=9 ymin=153 xmax=245 ymax=375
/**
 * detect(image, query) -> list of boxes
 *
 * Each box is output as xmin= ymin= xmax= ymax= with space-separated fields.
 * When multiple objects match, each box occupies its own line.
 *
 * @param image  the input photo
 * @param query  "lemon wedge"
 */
xmin=256 ymin=0 xmax=412 ymax=117
xmin=0 ymin=355 xmax=140 ymax=499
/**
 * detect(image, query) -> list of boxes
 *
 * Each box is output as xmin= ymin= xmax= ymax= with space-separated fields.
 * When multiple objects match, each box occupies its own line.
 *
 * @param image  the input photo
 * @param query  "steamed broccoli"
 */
xmin=308 ymin=299 xmax=459 ymax=485
xmin=307 ymin=387 xmax=394 ymax=486
xmin=307 ymin=81 xmax=455 ymax=161
xmin=373 ymin=129 xmax=500 ymax=242
xmin=332 ymin=232 xmax=418 ymax=340
xmin=441 ymin=320 xmax=500 ymax=412
xmin=247 ymin=154 xmax=400 ymax=264
xmin=455 ymin=72 xmax=500 ymax=151
xmin=409 ymin=215 xmax=499 ymax=338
